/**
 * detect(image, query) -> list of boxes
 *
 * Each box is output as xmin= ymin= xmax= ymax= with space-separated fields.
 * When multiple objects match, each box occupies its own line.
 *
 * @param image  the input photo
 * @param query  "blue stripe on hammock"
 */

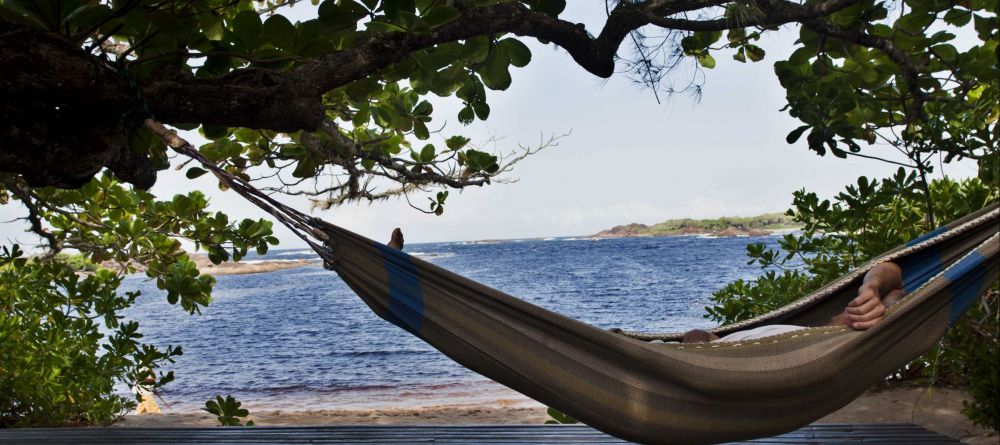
xmin=944 ymin=251 xmax=988 ymax=325
xmin=376 ymin=243 xmax=425 ymax=336
xmin=906 ymin=226 xmax=947 ymax=247
xmin=900 ymin=246 xmax=943 ymax=293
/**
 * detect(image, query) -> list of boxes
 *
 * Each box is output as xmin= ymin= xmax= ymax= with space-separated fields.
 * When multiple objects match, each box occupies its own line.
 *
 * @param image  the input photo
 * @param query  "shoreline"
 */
xmin=190 ymin=254 xmax=320 ymax=275
xmin=114 ymin=387 xmax=996 ymax=444
xmin=591 ymin=226 xmax=800 ymax=239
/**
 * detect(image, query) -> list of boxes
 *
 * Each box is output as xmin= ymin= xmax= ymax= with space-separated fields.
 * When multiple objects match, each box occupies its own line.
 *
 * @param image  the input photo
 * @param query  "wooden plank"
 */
xmin=0 ymin=423 xmax=961 ymax=445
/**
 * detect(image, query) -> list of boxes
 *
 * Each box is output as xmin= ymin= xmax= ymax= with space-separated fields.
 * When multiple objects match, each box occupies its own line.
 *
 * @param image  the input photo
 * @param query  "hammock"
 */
xmin=162 ymin=132 xmax=999 ymax=445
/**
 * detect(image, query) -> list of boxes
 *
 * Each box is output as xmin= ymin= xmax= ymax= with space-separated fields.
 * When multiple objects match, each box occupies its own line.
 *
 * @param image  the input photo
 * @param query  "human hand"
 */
xmin=845 ymin=284 xmax=887 ymax=330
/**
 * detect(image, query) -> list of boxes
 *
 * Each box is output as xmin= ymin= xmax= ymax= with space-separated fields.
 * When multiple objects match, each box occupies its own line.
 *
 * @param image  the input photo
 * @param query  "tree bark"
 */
xmin=0 ymin=0 xmax=865 ymax=189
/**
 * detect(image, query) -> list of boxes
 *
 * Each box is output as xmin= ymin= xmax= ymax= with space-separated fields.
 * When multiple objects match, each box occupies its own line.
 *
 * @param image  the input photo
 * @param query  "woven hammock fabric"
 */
xmin=159 ymin=137 xmax=997 ymax=444
xmin=317 ymin=203 xmax=999 ymax=445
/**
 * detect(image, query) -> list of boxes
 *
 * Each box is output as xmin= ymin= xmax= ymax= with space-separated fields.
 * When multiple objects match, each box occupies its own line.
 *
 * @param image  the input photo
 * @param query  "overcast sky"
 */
xmin=1 ymin=3 xmax=979 ymax=249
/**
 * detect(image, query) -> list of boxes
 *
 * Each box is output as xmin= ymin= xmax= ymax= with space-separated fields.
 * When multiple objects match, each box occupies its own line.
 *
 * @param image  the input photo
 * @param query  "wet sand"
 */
xmin=115 ymin=387 xmax=996 ymax=444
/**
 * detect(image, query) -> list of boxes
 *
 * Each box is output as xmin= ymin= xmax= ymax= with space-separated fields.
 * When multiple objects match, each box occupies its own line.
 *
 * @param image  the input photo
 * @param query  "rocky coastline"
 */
xmin=97 ymin=253 xmax=319 ymax=276
xmin=188 ymin=254 xmax=319 ymax=275
xmin=594 ymin=213 xmax=800 ymax=238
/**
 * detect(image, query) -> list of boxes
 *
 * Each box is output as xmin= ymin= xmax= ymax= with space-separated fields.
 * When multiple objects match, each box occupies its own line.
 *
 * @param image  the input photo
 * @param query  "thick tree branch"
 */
xmin=2 ymin=0 xmax=863 ymax=135
xmin=1 ymin=0 xmax=872 ymax=189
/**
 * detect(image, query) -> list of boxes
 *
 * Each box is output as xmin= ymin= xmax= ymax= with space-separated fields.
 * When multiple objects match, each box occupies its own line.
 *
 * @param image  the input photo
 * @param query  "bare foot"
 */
xmin=388 ymin=228 xmax=404 ymax=250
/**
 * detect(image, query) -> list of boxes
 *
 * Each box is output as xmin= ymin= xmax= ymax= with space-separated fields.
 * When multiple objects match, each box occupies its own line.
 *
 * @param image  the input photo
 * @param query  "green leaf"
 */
xmin=479 ymin=53 xmax=512 ymax=90
xmin=318 ymin=0 xmax=368 ymax=29
xmin=231 ymin=11 xmax=263 ymax=49
xmin=186 ymin=167 xmax=208 ymax=179
xmin=421 ymin=5 xmax=459 ymax=27
xmin=744 ymin=44 xmax=765 ymax=62
xmin=419 ymin=144 xmax=436 ymax=163
xmin=526 ymin=0 xmax=566 ymax=16
xmin=472 ymin=101 xmax=490 ymax=120
xmin=696 ymin=53 xmax=716 ymax=69
xmin=457 ymin=106 xmax=474 ymax=125
xmin=733 ymin=47 xmax=746 ymax=63
xmin=727 ymin=28 xmax=747 ymax=44
xmin=498 ymin=39 xmax=531 ymax=67
xmin=896 ymin=11 xmax=935 ymax=33
xmin=943 ymin=9 xmax=972 ymax=26
xmin=262 ymin=15 xmax=297 ymax=51
xmin=445 ymin=135 xmax=470 ymax=150
xmin=931 ymin=44 xmax=958 ymax=63
xmin=413 ymin=120 xmax=429 ymax=140
xmin=412 ymin=100 xmax=433 ymax=116
xmin=786 ymin=125 xmax=810 ymax=144
xmin=367 ymin=21 xmax=407 ymax=33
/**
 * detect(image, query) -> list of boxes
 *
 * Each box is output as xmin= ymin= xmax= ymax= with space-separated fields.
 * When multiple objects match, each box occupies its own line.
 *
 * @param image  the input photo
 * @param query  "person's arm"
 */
xmin=844 ymin=262 xmax=903 ymax=330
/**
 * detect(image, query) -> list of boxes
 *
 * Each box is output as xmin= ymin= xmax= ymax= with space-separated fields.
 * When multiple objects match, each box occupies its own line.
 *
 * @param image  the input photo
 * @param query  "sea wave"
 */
xmin=410 ymin=252 xmax=456 ymax=260
xmin=240 ymin=258 xmax=316 ymax=265
xmin=277 ymin=250 xmax=316 ymax=256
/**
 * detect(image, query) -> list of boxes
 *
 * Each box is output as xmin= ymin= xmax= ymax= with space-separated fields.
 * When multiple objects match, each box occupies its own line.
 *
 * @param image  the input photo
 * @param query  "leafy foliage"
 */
xmin=6 ymin=173 xmax=279 ymax=313
xmin=544 ymin=407 xmax=578 ymax=425
xmin=773 ymin=0 xmax=998 ymax=166
xmin=706 ymin=171 xmax=998 ymax=427
xmin=0 ymin=0 xmax=996 ymax=429
xmin=0 ymin=0 xmax=548 ymax=213
xmin=50 ymin=252 xmax=102 ymax=272
xmin=0 ymin=171 xmax=278 ymax=426
xmin=203 ymin=395 xmax=254 ymax=427
xmin=945 ymin=290 xmax=999 ymax=431
xmin=0 ymin=245 xmax=180 ymax=427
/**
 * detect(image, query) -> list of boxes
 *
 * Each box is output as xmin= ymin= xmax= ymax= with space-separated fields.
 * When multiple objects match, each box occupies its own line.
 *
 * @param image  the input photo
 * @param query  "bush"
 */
xmin=706 ymin=171 xmax=999 ymax=429
xmin=51 ymin=252 xmax=102 ymax=272
xmin=0 ymin=245 xmax=180 ymax=427
xmin=203 ymin=395 xmax=255 ymax=427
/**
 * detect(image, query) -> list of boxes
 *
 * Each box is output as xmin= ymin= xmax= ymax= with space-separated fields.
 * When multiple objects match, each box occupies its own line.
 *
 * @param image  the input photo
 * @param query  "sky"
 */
xmin=0 ymin=3 xmax=980 ymax=249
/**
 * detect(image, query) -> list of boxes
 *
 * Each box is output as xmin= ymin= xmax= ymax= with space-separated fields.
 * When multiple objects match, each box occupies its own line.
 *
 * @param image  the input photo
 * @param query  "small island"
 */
xmin=46 ymin=252 xmax=318 ymax=276
xmin=594 ymin=213 xmax=800 ymax=238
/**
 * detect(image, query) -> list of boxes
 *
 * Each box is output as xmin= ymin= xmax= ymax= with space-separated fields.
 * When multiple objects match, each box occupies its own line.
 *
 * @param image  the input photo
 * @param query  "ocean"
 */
xmin=120 ymin=234 xmax=781 ymax=412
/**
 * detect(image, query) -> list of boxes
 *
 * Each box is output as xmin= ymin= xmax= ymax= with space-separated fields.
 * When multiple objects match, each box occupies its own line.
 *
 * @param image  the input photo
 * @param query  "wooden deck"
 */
xmin=0 ymin=423 xmax=961 ymax=444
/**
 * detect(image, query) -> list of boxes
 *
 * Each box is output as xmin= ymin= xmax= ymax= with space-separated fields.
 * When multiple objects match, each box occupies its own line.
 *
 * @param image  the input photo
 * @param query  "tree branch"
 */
xmin=2 ymin=0 xmax=865 ymax=134
xmin=0 ymin=176 xmax=62 ymax=255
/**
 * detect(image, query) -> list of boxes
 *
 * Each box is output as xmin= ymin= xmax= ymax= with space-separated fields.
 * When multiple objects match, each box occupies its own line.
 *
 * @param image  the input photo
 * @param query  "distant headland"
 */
xmin=594 ymin=213 xmax=800 ymax=238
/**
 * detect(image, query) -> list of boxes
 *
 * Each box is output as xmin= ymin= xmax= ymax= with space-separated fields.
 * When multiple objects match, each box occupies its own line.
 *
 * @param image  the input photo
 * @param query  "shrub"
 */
xmin=0 ymin=245 xmax=180 ymax=427
xmin=203 ymin=395 xmax=255 ymax=427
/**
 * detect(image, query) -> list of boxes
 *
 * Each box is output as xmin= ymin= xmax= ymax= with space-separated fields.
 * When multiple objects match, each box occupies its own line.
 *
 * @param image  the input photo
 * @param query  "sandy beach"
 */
xmin=114 ymin=386 xmax=996 ymax=444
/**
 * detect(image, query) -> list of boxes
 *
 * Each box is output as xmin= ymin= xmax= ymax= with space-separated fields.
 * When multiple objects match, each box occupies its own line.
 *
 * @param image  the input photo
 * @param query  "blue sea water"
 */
xmin=120 ymin=234 xmax=781 ymax=412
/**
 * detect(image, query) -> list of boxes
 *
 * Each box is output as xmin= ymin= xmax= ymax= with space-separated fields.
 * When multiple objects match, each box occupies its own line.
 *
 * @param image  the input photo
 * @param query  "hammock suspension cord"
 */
xmin=146 ymin=120 xmax=339 ymax=267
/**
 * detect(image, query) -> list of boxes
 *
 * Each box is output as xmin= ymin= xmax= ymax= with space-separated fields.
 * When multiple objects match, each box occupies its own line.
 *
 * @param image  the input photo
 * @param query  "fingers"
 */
xmin=848 ymin=303 xmax=885 ymax=322
xmin=848 ymin=287 xmax=875 ymax=307
xmin=851 ymin=317 xmax=884 ymax=330
xmin=846 ymin=292 xmax=881 ymax=315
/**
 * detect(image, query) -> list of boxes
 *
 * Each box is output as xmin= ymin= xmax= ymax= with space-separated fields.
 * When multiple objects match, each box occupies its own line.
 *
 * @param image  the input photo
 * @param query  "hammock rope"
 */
xmin=148 ymin=120 xmax=339 ymax=265
xmin=154 ymin=121 xmax=999 ymax=445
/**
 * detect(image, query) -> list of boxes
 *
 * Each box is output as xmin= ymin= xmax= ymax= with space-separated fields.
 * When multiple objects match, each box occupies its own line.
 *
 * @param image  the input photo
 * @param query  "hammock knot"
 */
xmin=315 ymin=245 xmax=337 ymax=270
